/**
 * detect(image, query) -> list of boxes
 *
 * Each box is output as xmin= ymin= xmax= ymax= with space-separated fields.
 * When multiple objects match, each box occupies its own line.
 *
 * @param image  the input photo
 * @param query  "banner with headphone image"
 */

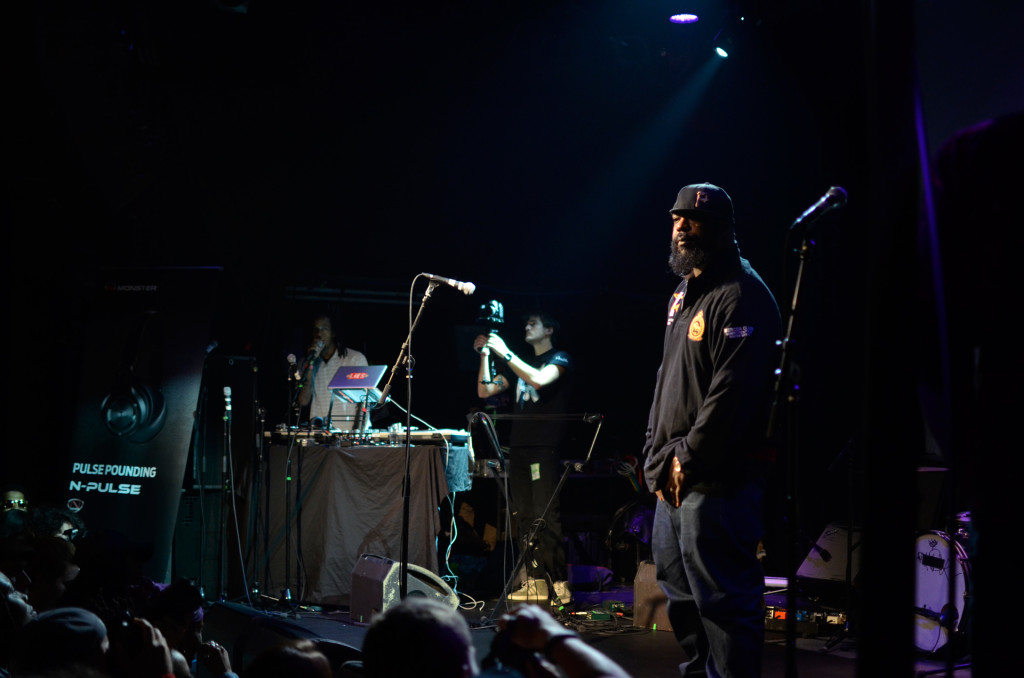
xmin=64 ymin=267 xmax=221 ymax=584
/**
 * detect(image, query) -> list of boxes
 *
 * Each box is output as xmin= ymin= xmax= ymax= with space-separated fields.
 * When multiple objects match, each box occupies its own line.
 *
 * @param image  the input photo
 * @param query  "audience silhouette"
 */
xmin=361 ymin=598 xmax=631 ymax=678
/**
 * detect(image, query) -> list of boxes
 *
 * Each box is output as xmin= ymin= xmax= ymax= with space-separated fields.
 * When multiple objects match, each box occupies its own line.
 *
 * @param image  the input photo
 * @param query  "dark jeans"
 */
xmin=508 ymin=445 xmax=567 ymax=582
xmin=651 ymin=480 xmax=766 ymax=678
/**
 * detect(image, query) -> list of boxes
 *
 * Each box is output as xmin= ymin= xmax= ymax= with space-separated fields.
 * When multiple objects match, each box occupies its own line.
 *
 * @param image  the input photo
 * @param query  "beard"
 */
xmin=668 ymin=238 xmax=709 ymax=277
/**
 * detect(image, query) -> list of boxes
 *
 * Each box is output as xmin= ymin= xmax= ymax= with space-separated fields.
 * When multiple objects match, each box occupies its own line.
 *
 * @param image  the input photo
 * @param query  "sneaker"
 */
xmin=552 ymin=580 xmax=571 ymax=603
xmin=508 ymin=577 xmax=548 ymax=601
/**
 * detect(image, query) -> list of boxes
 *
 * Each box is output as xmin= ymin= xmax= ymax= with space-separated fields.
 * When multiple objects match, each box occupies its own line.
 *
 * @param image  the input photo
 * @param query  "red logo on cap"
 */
xmin=694 ymin=191 xmax=709 ymax=208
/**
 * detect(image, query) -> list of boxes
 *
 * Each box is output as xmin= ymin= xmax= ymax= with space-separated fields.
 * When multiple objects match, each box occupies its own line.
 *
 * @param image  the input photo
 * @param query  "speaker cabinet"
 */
xmin=349 ymin=553 xmax=459 ymax=624
xmin=633 ymin=560 xmax=672 ymax=631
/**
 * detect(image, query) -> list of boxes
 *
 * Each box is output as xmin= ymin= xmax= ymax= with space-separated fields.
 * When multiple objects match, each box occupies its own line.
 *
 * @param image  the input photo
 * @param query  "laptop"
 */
xmin=327 ymin=364 xmax=388 ymax=404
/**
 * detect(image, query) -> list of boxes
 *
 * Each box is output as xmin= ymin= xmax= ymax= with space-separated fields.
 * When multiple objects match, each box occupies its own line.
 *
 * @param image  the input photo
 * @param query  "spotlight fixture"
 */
xmin=712 ymin=10 xmax=762 ymax=59
xmin=669 ymin=13 xmax=699 ymax=25
xmin=712 ymin=19 xmax=737 ymax=58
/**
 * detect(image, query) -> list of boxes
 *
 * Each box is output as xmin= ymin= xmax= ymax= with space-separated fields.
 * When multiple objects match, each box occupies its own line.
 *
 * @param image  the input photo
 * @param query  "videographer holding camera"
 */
xmin=361 ymin=598 xmax=630 ymax=678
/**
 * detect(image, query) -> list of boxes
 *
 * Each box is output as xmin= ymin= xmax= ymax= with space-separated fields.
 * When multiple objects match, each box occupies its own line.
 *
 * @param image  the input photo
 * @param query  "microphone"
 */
xmin=304 ymin=341 xmax=324 ymax=367
xmin=790 ymin=186 xmax=848 ymax=229
xmin=422 ymin=273 xmax=476 ymax=295
xmin=223 ymin=386 xmax=232 ymax=413
xmin=286 ymin=354 xmax=300 ymax=381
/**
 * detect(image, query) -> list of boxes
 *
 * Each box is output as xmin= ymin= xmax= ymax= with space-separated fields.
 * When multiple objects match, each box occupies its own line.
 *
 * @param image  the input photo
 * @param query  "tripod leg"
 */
xmin=822 ymin=621 xmax=853 ymax=653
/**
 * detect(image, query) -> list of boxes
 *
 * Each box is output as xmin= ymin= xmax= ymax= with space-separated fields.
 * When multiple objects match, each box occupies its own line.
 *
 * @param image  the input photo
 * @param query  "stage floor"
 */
xmin=201 ymin=582 xmax=972 ymax=677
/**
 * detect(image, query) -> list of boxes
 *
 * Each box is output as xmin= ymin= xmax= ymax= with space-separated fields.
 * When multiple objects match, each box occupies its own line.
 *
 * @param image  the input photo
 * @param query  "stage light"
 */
xmin=711 ymin=13 xmax=756 ymax=59
xmin=669 ymin=14 xmax=699 ymax=25
xmin=712 ymin=23 xmax=733 ymax=58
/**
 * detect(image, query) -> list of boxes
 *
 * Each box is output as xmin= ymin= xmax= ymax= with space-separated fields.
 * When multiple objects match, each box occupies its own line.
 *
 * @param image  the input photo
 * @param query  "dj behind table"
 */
xmin=255 ymin=426 xmax=474 ymax=605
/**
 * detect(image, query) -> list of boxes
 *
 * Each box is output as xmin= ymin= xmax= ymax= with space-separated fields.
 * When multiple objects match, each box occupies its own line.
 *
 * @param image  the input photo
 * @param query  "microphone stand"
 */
xmin=217 ymin=387 xmax=232 ymax=601
xmin=822 ymin=434 xmax=860 ymax=654
xmin=767 ymin=227 xmax=815 ymax=678
xmin=252 ymin=404 xmax=268 ymax=604
xmin=374 ymin=276 xmax=440 ymax=599
xmin=184 ymin=345 xmax=214 ymax=600
xmin=481 ymin=412 xmax=604 ymax=622
xmin=276 ymin=358 xmax=306 ymax=610
xmin=768 ymin=190 xmax=847 ymax=676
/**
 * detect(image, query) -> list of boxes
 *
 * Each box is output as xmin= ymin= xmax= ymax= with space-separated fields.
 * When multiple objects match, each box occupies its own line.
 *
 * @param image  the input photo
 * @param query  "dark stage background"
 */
xmin=5 ymin=0 xmax=1022 ymax=671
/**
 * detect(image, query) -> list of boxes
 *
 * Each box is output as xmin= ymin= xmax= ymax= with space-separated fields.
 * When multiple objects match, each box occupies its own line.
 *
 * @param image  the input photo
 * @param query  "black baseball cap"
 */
xmin=669 ymin=183 xmax=734 ymax=224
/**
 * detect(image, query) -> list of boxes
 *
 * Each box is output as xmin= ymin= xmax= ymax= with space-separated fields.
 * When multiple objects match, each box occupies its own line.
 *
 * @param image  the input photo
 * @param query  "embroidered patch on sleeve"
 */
xmin=723 ymin=326 xmax=755 ymax=339
xmin=687 ymin=310 xmax=705 ymax=341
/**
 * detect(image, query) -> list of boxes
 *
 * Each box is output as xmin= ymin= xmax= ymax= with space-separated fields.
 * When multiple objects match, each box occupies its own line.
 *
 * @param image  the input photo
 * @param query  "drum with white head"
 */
xmin=914 ymin=531 xmax=970 ymax=654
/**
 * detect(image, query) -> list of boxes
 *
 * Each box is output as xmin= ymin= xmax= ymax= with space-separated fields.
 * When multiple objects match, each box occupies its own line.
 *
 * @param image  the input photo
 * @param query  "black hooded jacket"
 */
xmin=643 ymin=244 xmax=782 ymax=493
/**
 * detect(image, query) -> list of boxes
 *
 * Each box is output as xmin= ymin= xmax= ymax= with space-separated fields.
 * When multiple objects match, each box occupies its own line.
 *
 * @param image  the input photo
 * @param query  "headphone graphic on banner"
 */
xmin=100 ymin=311 xmax=167 ymax=443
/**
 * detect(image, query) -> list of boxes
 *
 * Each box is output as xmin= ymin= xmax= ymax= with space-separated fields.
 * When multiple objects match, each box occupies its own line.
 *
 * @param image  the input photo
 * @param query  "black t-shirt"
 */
xmin=509 ymin=348 xmax=573 ymax=448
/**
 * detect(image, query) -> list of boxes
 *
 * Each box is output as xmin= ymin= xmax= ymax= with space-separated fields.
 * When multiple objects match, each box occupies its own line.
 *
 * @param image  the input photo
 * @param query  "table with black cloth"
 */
xmin=260 ymin=443 xmax=470 ymax=605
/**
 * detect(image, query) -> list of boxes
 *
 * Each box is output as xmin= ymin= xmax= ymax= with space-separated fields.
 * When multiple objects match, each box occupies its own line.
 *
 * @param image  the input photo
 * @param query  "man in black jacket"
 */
xmin=643 ymin=183 xmax=781 ymax=677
